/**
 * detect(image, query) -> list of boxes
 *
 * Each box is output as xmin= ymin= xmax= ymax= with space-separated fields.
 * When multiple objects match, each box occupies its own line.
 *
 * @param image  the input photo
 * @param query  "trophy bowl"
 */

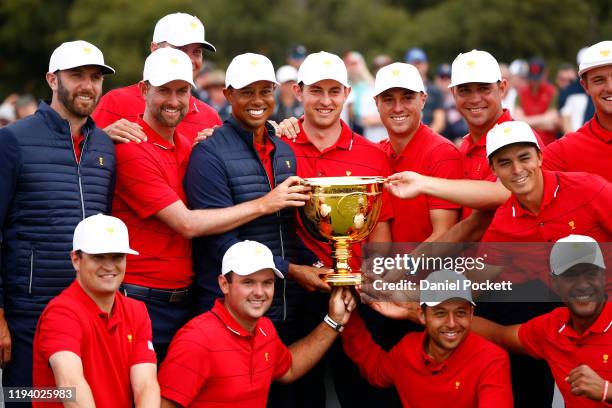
xmin=299 ymin=176 xmax=385 ymax=286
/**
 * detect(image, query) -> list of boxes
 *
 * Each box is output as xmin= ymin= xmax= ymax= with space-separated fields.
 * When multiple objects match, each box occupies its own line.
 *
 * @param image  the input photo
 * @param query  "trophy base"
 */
xmin=324 ymin=273 xmax=362 ymax=286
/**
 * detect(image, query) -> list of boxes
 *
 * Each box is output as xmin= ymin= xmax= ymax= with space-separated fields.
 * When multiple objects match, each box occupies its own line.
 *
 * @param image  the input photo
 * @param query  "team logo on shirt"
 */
xmin=604 ymin=354 xmax=609 ymax=364
xmin=455 ymin=381 xmax=461 ymax=390
xmin=346 ymin=170 xmax=352 ymax=176
xmin=98 ymin=156 xmax=104 ymax=166
xmin=286 ymin=160 xmax=291 ymax=169
xmin=568 ymin=220 xmax=576 ymax=230
xmin=127 ymin=334 xmax=133 ymax=343
xmin=264 ymin=352 xmax=269 ymax=362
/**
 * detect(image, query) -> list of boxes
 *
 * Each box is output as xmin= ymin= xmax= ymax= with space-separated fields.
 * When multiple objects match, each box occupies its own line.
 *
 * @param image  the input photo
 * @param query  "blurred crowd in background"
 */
xmin=0 ymin=43 xmax=592 ymax=148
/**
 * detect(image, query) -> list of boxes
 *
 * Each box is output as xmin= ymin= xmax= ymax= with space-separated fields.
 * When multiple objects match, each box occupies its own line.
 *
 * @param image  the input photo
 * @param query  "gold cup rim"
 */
xmin=301 ymin=176 xmax=386 ymax=186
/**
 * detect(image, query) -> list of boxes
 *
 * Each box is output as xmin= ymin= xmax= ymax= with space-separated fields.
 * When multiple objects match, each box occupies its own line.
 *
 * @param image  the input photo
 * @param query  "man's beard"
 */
xmin=57 ymin=77 xmax=99 ymax=118
xmin=153 ymin=103 xmax=187 ymax=127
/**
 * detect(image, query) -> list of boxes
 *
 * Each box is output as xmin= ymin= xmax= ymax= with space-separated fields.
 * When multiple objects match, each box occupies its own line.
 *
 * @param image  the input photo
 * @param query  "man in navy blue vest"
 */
xmin=184 ymin=52 xmax=331 ymax=407
xmin=0 ymin=40 xmax=116 ymax=393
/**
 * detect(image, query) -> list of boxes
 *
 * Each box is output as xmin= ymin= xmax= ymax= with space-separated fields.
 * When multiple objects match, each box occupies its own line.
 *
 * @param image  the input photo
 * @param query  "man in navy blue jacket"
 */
xmin=0 ymin=40 xmax=116 ymax=392
xmin=184 ymin=52 xmax=332 ymax=408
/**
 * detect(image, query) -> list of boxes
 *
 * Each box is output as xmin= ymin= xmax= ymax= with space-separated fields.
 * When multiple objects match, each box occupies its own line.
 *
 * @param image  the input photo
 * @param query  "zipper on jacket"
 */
xmin=254 ymin=135 xmax=287 ymax=321
xmin=29 ymin=249 xmax=34 ymax=295
xmin=69 ymin=123 xmax=87 ymax=219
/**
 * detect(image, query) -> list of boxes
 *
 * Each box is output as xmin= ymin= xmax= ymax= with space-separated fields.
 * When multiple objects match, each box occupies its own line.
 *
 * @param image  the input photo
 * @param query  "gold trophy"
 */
xmin=299 ymin=176 xmax=385 ymax=286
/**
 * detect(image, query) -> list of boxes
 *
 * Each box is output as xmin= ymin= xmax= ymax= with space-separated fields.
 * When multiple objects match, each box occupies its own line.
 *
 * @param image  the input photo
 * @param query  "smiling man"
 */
xmin=342 ymin=269 xmax=513 ymax=407
xmin=158 ymin=241 xmax=355 ymax=408
xmin=93 ymin=12 xmax=221 ymax=144
xmin=33 ymin=214 xmax=159 ymax=408
xmin=112 ymin=49 xmax=303 ymax=362
xmin=374 ymin=62 xmax=461 ymax=242
xmin=0 ymin=40 xmax=116 ymax=392
xmin=471 ymin=235 xmax=612 ymax=407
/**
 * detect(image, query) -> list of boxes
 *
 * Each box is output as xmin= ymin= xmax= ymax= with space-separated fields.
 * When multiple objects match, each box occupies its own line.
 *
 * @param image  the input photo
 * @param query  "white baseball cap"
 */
xmin=486 ymin=121 xmax=540 ymax=159
xmin=297 ymin=51 xmax=349 ymax=87
xmin=153 ymin=12 xmax=215 ymax=52
xmin=276 ymin=65 xmax=298 ymax=84
xmin=550 ymin=235 xmax=605 ymax=276
xmin=449 ymin=49 xmax=501 ymax=88
xmin=73 ymin=214 xmax=138 ymax=255
xmin=420 ymin=270 xmax=475 ymax=307
xmin=222 ymin=241 xmax=283 ymax=278
xmin=374 ymin=62 xmax=425 ymax=96
xmin=225 ymin=53 xmax=279 ymax=89
xmin=578 ymin=41 xmax=612 ymax=76
xmin=49 ymin=40 xmax=115 ymax=75
xmin=143 ymin=48 xmax=196 ymax=88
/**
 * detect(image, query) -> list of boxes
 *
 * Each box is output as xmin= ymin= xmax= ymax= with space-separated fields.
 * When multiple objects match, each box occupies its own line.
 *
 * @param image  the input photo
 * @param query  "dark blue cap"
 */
xmin=405 ymin=47 xmax=427 ymax=63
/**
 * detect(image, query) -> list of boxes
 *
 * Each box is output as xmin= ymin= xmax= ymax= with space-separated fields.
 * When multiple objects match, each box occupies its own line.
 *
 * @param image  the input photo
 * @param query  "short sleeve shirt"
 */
xmin=284 ymin=119 xmax=393 ymax=269
xmin=159 ymin=299 xmax=291 ymax=408
xmin=518 ymin=303 xmax=612 ymax=408
xmin=33 ymin=281 xmax=156 ymax=408
xmin=379 ymin=124 xmax=462 ymax=242
xmin=112 ymin=117 xmax=193 ymax=288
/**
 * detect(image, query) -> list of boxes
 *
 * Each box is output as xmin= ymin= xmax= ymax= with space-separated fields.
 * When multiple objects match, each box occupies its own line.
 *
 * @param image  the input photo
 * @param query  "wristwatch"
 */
xmin=324 ymin=314 xmax=344 ymax=333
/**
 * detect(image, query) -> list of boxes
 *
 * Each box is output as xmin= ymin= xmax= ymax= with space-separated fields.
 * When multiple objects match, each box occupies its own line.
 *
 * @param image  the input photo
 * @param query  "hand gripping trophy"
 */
xmin=299 ymin=176 xmax=385 ymax=285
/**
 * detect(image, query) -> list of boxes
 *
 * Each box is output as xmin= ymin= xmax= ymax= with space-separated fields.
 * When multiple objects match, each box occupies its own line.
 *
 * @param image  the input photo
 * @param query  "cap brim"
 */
xmin=203 ymin=41 xmax=216 ymax=53
xmin=148 ymin=77 xmax=196 ymax=88
xmin=52 ymin=63 xmax=115 ymax=75
xmin=420 ymin=297 xmax=475 ymax=307
xmin=579 ymin=61 xmax=612 ymax=76
xmin=77 ymin=246 xmax=139 ymax=256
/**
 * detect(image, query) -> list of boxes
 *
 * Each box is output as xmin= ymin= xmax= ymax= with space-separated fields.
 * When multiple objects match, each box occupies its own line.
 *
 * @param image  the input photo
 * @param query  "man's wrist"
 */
xmin=323 ymin=314 xmax=344 ymax=333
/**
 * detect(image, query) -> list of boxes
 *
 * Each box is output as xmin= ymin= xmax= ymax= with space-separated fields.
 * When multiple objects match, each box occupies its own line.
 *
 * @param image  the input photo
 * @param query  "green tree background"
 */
xmin=0 ymin=0 xmax=610 ymax=98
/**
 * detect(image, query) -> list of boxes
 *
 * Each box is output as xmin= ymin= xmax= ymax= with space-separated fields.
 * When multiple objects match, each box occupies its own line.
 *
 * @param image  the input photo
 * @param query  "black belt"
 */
xmin=120 ymin=283 xmax=192 ymax=303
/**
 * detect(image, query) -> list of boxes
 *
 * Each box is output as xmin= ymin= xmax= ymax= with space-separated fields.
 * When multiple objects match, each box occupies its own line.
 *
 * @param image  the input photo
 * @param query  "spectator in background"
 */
xmin=555 ymin=62 xmax=577 ymax=92
xmin=559 ymin=47 xmax=595 ymax=133
xmin=371 ymin=54 xmax=392 ymax=73
xmin=271 ymin=65 xmax=303 ymax=122
xmin=343 ymin=51 xmax=375 ymax=134
xmin=287 ymin=44 xmax=307 ymax=70
xmin=502 ymin=59 xmax=528 ymax=117
xmin=200 ymin=69 xmax=231 ymax=122
xmin=193 ymin=61 xmax=216 ymax=100
xmin=405 ymin=48 xmax=445 ymax=134
xmin=515 ymin=57 xmax=560 ymax=145
xmin=0 ymin=94 xmax=17 ymax=126
xmin=15 ymin=94 xmax=38 ymax=120
xmin=434 ymin=63 xmax=467 ymax=144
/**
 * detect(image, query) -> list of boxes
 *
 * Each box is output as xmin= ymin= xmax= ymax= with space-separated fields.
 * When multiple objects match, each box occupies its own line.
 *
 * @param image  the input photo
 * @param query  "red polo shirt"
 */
xmin=113 ymin=117 xmax=193 ymax=289
xmin=544 ymin=115 xmax=612 ymax=182
xmin=517 ymin=82 xmax=558 ymax=146
xmin=92 ymin=84 xmax=222 ymax=144
xmin=342 ymin=312 xmax=513 ymax=408
xmin=518 ymin=302 xmax=612 ymax=408
xmin=458 ymin=109 xmax=513 ymax=218
xmin=380 ymin=123 xmax=462 ymax=242
xmin=284 ymin=119 xmax=393 ymax=269
xmin=482 ymin=170 xmax=612 ymax=286
xmin=33 ymin=280 xmax=156 ymax=408
xmin=158 ymin=299 xmax=292 ymax=408
xmin=254 ymin=136 xmax=276 ymax=187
